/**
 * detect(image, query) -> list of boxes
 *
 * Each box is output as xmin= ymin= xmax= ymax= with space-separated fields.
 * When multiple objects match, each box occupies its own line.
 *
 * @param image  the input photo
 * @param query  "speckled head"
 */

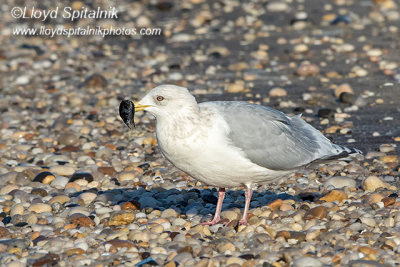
xmin=134 ymin=84 xmax=198 ymax=119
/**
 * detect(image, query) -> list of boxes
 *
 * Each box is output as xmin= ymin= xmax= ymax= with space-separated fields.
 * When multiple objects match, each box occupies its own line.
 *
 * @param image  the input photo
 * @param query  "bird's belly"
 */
xmin=158 ymin=136 xmax=288 ymax=188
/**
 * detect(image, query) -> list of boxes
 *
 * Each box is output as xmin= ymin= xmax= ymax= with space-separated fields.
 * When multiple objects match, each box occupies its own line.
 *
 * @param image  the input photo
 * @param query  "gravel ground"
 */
xmin=1 ymin=0 xmax=400 ymax=266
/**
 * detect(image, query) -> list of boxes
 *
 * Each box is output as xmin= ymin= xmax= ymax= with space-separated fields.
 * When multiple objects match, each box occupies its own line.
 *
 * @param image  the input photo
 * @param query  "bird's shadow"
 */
xmin=69 ymin=186 xmax=316 ymax=220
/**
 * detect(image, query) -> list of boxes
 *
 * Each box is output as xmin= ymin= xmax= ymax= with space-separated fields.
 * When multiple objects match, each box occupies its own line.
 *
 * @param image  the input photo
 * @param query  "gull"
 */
xmin=120 ymin=84 xmax=361 ymax=225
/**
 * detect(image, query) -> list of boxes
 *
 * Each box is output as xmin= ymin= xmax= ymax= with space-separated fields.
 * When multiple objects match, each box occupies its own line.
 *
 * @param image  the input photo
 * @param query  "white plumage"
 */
xmin=133 ymin=84 xmax=361 ymax=225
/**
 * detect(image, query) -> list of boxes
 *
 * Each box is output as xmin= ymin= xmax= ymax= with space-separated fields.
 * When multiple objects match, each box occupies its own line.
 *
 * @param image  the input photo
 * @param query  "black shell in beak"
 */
xmin=119 ymin=100 xmax=135 ymax=128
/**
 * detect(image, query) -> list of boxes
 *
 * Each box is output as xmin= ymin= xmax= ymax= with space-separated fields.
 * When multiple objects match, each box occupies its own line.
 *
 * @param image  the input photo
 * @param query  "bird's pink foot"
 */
xmin=238 ymin=219 xmax=248 ymax=225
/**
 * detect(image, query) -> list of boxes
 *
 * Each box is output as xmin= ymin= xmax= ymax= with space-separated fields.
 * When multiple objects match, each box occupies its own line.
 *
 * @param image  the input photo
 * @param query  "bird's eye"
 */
xmin=156 ymin=96 xmax=164 ymax=101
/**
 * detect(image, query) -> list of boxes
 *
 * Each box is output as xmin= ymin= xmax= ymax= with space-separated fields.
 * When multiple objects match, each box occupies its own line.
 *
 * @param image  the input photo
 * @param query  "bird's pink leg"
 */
xmin=239 ymin=187 xmax=253 ymax=225
xmin=200 ymin=188 xmax=225 ymax=225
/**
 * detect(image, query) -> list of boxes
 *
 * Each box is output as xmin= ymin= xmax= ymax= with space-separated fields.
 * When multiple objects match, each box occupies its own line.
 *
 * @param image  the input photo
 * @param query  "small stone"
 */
xmin=269 ymin=88 xmax=287 ymax=97
xmin=382 ymin=197 xmax=395 ymax=207
xmin=50 ymin=176 xmax=69 ymax=188
xmin=161 ymin=208 xmax=179 ymax=218
xmin=292 ymin=257 xmax=323 ymax=267
xmin=320 ymin=190 xmax=348 ymax=203
xmin=68 ymin=213 xmax=95 ymax=227
xmin=324 ymin=176 xmax=357 ymax=189
xmin=31 ymin=188 xmax=48 ymax=197
xmin=0 ymin=226 xmax=10 ymax=238
xmin=339 ymin=92 xmax=354 ymax=104
xmin=66 ymin=248 xmax=85 ymax=256
xmin=58 ymin=132 xmax=80 ymax=146
xmin=68 ymin=206 xmax=90 ymax=216
xmin=367 ymin=49 xmax=382 ymax=57
xmin=15 ymin=75 xmax=30 ymax=85
xmin=227 ymin=81 xmax=245 ymax=93
xmin=139 ymin=196 xmax=158 ymax=208
xmin=294 ymin=44 xmax=309 ymax=53
xmin=82 ymin=73 xmax=108 ymax=89
xmin=362 ymin=176 xmax=391 ymax=191
xmin=50 ymin=166 xmax=75 ymax=176
xmin=217 ymin=240 xmax=236 ymax=253
xmin=33 ymin=171 xmax=55 ymax=184
xmin=79 ymin=192 xmax=97 ymax=204
xmin=48 ymin=195 xmax=70 ymax=205
xmin=0 ymin=184 xmax=19 ymax=195
xmin=304 ymin=206 xmax=327 ymax=220
xmin=276 ymin=230 xmax=291 ymax=240
xmin=367 ymin=193 xmax=384 ymax=204
xmin=360 ymin=216 xmax=376 ymax=227
xmin=129 ymin=231 xmax=150 ymax=242
xmin=379 ymin=144 xmax=396 ymax=153
xmin=318 ymin=108 xmax=335 ymax=118
xmin=28 ymin=203 xmax=52 ymax=214
xmin=221 ymin=210 xmax=240 ymax=221
xmin=109 ymin=210 xmax=135 ymax=226
xmin=358 ymin=246 xmax=378 ymax=255
xmin=202 ymin=194 xmax=218 ymax=204
xmin=349 ymin=260 xmax=382 ymax=267
xmin=98 ymin=166 xmax=116 ymax=176
xmin=380 ymin=155 xmax=398 ymax=163
xmin=267 ymin=2 xmax=288 ymax=12
xmin=118 ymin=172 xmax=136 ymax=181
xmin=121 ymin=201 xmax=140 ymax=210
xmin=10 ymin=204 xmax=24 ymax=216
xmin=228 ymin=62 xmax=249 ymax=71
xmin=69 ymin=172 xmax=94 ymax=183
xmin=106 ymin=239 xmax=134 ymax=248
xmin=268 ymin=199 xmax=283 ymax=211
xmin=296 ymin=63 xmax=320 ymax=76
xmin=32 ymin=253 xmax=60 ymax=267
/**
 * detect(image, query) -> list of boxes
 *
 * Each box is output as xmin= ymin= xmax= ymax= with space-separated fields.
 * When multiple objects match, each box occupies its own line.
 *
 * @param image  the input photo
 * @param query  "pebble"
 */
xmin=362 ymin=176 xmax=391 ymax=191
xmin=98 ymin=166 xmax=116 ymax=176
xmin=118 ymin=172 xmax=136 ymax=181
xmin=324 ymin=176 xmax=357 ymax=189
xmin=304 ymin=206 xmax=327 ymax=220
xmin=50 ymin=166 xmax=75 ymax=176
xmin=15 ymin=75 xmax=30 ymax=85
xmin=292 ymin=257 xmax=323 ymax=267
xmin=58 ymin=132 xmax=80 ymax=146
xmin=109 ymin=210 xmax=135 ymax=226
xmin=161 ymin=208 xmax=179 ymax=218
xmin=320 ymin=190 xmax=348 ymax=203
xmin=296 ymin=63 xmax=320 ymax=76
xmin=33 ymin=171 xmax=55 ymax=184
xmin=269 ymin=88 xmax=287 ymax=97
xmin=79 ymin=192 xmax=97 ymax=205
xmin=51 ymin=176 xmax=69 ymax=188
xmin=69 ymin=172 xmax=94 ymax=183
xmin=48 ymin=195 xmax=70 ymax=205
xmin=227 ymin=81 xmax=245 ymax=93
xmin=318 ymin=108 xmax=335 ymax=119
xmin=267 ymin=2 xmax=289 ymax=12
xmin=28 ymin=203 xmax=52 ymax=213
xmin=0 ymin=227 xmax=10 ymax=238
xmin=82 ymin=73 xmax=108 ymax=89
xmin=0 ymin=185 xmax=19 ymax=195
xmin=10 ymin=204 xmax=24 ymax=216
xmin=68 ymin=213 xmax=95 ymax=227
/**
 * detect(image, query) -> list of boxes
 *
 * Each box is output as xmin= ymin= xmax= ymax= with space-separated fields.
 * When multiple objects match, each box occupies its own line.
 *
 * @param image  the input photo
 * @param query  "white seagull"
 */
xmin=121 ymin=84 xmax=361 ymax=225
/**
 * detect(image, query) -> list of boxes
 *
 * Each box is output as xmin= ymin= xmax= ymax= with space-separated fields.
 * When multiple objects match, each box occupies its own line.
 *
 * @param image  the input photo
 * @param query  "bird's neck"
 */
xmin=156 ymin=106 xmax=202 ymax=139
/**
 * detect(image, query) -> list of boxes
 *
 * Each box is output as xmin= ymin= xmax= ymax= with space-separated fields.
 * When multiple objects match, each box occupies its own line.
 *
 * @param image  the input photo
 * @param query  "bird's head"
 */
xmin=134 ymin=84 xmax=198 ymax=119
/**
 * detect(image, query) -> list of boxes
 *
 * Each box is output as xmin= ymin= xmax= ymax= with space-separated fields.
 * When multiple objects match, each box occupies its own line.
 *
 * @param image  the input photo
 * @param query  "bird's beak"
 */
xmin=134 ymin=102 xmax=150 ymax=112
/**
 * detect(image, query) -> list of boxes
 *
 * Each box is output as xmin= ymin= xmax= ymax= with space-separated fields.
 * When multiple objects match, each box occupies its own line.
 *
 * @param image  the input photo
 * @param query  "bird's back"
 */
xmin=200 ymin=101 xmax=361 ymax=171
